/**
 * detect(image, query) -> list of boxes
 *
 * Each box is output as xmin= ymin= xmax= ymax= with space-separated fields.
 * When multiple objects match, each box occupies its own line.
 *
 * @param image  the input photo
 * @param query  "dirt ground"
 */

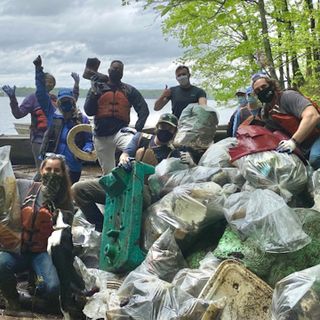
xmin=13 ymin=163 xmax=102 ymax=181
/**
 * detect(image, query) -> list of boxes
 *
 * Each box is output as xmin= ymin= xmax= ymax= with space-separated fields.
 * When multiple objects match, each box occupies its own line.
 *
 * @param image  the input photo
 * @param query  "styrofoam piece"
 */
xmin=199 ymin=259 xmax=273 ymax=320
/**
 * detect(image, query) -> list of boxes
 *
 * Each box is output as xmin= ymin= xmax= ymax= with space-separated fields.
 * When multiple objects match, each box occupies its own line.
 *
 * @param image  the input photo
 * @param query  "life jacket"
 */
xmin=40 ymin=112 xmax=85 ymax=157
xmin=31 ymin=107 xmax=48 ymax=131
xmin=20 ymin=182 xmax=54 ymax=253
xmin=96 ymin=90 xmax=131 ymax=123
xmin=135 ymin=133 xmax=174 ymax=166
xmin=30 ymin=94 xmax=57 ymax=132
xmin=238 ymin=106 xmax=252 ymax=124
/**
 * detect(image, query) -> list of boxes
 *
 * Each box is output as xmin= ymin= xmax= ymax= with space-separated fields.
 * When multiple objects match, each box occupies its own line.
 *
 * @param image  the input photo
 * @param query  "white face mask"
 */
xmin=176 ymin=74 xmax=189 ymax=87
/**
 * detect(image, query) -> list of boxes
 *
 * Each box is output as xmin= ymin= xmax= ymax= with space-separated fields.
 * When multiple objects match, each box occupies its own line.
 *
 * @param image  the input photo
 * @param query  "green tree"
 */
xmin=123 ymin=0 xmax=320 ymax=101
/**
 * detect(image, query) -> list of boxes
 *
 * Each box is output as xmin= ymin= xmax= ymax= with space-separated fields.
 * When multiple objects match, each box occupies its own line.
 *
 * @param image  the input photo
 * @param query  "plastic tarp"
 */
xmin=234 ymin=151 xmax=308 ymax=202
xmin=0 ymin=145 xmax=21 ymax=252
xmin=224 ymin=189 xmax=310 ymax=253
xmin=173 ymin=104 xmax=219 ymax=150
xmin=198 ymin=138 xmax=238 ymax=168
xmin=272 ymin=264 xmax=320 ymax=320
xmin=143 ymin=182 xmax=226 ymax=250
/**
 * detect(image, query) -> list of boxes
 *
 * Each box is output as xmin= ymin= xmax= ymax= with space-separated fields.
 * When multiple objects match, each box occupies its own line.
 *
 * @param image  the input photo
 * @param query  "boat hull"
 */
xmin=0 ymin=135 xmax=34 ymax=165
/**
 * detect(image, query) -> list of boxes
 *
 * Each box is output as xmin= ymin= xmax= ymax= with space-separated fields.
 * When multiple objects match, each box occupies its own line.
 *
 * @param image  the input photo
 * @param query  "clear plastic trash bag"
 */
xmin=173 ymin=104 xmax=219 ymax=150
xmin=224 ymin=189 xmax=311 ymax=253
xmin=199 ymin=138 xmax=238 ymax=168
xmin=106 ymin=230 xmax=221 ymax=320
xmin=72 ymin=209 xmax=101 ymax=268
xmin=144 ymin=182 xmax=226 ymax=250
xmin=0 ymin=145 xmax=21 ymax=252
xmin=272 ymin=264 xmax=320 ymax=320
xmin=148 ymin=164 xmax=221 ymax=200
xmin=172 ymin=252 xmax=221 ymax=297
xmin=234 ymin=151 xmax=308 ymax=202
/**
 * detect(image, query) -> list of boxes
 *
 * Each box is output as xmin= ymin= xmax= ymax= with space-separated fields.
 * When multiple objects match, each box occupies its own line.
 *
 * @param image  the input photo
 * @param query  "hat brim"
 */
xmin=58 ymin=95 xmax=75 ymax=101
xmin=157 ymin=120 xmax=177 ymax=128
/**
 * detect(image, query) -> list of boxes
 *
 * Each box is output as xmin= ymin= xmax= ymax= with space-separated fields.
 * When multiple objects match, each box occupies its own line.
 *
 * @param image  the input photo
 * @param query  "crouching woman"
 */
xmin=0 ymin=154 xmax=73 ymax=311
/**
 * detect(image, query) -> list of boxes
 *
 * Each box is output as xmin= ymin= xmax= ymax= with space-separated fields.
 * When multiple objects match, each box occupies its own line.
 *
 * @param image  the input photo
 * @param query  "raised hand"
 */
xmin=33 ymin=55 xmax=42 ymax=68
xmin=2 ymin=85 xmax=16 ymax=99
xmin=71 ymin=72 xmax=80 ymax=84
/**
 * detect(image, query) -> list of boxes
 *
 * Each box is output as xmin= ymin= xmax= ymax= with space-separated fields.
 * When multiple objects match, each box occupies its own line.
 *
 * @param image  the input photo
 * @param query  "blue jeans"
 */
xmin=309 ymin=136 xmax=320 ymax=170
xmin=0 ymin=251 xmax=60 ymax=302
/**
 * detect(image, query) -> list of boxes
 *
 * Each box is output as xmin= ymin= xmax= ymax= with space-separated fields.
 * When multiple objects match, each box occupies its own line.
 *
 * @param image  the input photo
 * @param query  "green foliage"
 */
xmin=133 ymin=0 xmax=320 ymax=102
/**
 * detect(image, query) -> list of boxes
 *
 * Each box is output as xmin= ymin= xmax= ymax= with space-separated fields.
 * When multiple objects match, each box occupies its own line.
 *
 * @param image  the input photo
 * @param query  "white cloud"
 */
xmin=0 ymin=0 xmax=185 ymax=89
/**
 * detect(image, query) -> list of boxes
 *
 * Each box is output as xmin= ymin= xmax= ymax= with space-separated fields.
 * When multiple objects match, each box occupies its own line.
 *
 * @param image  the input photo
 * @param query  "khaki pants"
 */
xmin=94 ymin=128 xmax=135 ymax=175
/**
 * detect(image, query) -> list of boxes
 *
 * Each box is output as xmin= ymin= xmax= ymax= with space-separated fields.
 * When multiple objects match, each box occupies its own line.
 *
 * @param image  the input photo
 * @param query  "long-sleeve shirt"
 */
xmin=35 ymin=66 xmax=93 ymax=172
xmin=84 ymin=83 xmax=149 ymax=136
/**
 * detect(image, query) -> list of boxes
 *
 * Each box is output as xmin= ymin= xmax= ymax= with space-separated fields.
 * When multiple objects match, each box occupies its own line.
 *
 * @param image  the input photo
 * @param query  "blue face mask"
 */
xmin=247 ymin=95 xmax=258 ymax=104
xmin=60 ymin=101 xmax=73 ymax=113
xmin=238 ymin=96 xmax=247 ymax=106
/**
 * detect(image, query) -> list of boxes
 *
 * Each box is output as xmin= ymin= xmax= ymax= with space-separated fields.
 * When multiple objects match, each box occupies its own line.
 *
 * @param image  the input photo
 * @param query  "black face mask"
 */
xmin=109 ymin=69 xmax=122 ymax=83
xmin=157 ymin=130 xmax=174 ymax=143
xmin=42 ymin=172 xmax=63 ymax=201
xmin=257 ymin=86 xmax=275 ymax=103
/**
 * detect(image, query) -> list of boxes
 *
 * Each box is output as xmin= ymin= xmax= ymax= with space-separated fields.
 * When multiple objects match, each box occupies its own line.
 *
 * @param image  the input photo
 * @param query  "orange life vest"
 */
xmin=20 ymin=183 xmax=54 ymax=253
xmin=31 ymin=107 xmax=48 ymax=131
xmin=96 ymin=90 xmax=131 ymax=123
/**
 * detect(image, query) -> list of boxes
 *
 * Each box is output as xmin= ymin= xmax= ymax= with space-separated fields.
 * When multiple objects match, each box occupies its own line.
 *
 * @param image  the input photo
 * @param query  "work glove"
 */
xmin=118 ymin=156 xmax=134 ymax=172
xmin=276 ymin=139 xmax=297 ymax=154
xmin=180 ymin=151 xmax=195 ymax=166
xmin=82 ymin=145 xmax=93 ymax=153
xmin=33 ymin=55 xmax=42 ymax=68
xmin=71 ymin=72 xmax=80 ymax=84
xmin=2 ymin=85 xmax=16 ymax=99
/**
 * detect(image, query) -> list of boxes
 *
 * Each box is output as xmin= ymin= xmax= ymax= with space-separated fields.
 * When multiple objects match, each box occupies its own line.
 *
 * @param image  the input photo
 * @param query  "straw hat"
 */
xmin=67 ymin=124 xmax=97 ymax=162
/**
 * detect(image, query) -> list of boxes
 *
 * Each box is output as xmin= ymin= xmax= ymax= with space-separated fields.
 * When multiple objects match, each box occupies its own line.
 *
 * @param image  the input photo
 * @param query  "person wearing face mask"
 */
xmin=34 ymin=56 xmax=93 ymax=183
xmin=1 ymin=69 xmax=58 ymax=174
xmin=84 ymin=59 xmax=149 ymax=175
xmin=227 ymin=88 xmax=248 ymax=137
xmin=154 ymin=65 xmax=207 ymax=119
xmin=71 ymin=113 xmax=183 ymax=232
xmin=252 ymin=73 xmax=320 ymax=169
xmin=232 ymin=87 xmax=262 ymax=136
xmin=0 ymin=155 xmax=73 ymax=312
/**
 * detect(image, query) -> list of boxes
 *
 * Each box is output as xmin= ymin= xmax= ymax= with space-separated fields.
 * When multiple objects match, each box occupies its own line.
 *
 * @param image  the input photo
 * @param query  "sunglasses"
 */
xmin=45 ymin=153 xmax=66 ymax=161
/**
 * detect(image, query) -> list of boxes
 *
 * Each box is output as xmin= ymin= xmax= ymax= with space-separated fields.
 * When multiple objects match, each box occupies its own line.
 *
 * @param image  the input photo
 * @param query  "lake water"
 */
xmin=0 ymin=96 xmax=235 ymax=135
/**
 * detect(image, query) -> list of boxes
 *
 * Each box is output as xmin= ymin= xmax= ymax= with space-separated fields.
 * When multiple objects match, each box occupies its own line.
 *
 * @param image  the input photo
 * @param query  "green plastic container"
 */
xmin=99 ymin=161 xmax=155 ymax=272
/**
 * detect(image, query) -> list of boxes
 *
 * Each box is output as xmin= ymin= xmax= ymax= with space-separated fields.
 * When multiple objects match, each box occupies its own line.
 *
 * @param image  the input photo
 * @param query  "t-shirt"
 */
xmin=169 ymin=85 xmax=207 ymax=118
xmin=277 ymin=90 xmax=312 ymax=118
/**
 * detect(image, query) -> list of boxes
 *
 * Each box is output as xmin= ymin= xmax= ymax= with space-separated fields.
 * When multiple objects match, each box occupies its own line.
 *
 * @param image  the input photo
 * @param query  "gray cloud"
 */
xmin=0 ymin=0 xmax=184 ymax=89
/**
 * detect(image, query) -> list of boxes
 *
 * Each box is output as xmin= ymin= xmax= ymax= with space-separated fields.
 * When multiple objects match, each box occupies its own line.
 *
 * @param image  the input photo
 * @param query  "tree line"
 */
xmin=123 ymin=0 xmax=320 ymax=102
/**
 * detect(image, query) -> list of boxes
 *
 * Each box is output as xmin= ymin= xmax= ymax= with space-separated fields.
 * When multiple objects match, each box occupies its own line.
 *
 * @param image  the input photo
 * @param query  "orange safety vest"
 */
xmin=21 ymin=183 xmax=54 ymax=253
xmin=96 ymin=90 xmax=131 ymax=123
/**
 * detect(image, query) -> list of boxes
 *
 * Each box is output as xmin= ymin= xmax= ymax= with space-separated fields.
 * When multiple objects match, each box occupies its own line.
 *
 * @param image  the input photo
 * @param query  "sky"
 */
xmin=0 ymin=0 xmax=185 ymax=90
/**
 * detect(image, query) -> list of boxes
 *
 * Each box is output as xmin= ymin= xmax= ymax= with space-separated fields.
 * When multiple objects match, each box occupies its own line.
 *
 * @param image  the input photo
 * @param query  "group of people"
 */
xmin=2 ymin=54 xmax=320 ymax=316
xmin=228 ymin=73 xmax=320 ymax=170
xmin=0 ymin=57 xmax=206 ymax=315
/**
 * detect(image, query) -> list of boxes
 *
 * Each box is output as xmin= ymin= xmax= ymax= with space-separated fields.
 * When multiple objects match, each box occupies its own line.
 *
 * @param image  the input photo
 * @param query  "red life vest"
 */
xmin=96 ymin=90 xmax=131 ymax=123
xmin=20 ymin=183 xmax=54 ymax=253
xmin=31 ymin=107 xmax=48 ymax=131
